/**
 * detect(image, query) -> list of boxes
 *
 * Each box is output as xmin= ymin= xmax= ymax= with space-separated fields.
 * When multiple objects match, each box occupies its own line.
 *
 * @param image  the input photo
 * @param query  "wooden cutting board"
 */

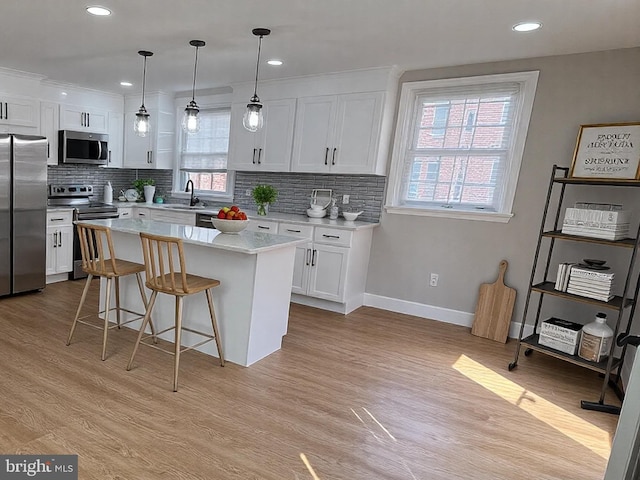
xmin=471 ymin=260 xmax=516 ymax=343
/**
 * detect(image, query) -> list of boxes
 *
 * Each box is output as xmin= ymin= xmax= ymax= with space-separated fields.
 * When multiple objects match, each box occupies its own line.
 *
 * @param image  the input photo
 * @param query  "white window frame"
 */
xmin=385 ymin=71 xmax=539 ymax=223
xmin=172 ymin=102 xmax=235 ymax=202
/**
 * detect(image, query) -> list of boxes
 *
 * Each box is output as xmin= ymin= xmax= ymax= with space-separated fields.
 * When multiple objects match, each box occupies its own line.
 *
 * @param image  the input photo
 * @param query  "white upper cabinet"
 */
xmin=60 ymin=104 xmax=109 ymax=133
xmin=40 ymin=101 xmax=59 ymax=165
xmin=123 ymin=92 xmax=175 ymax=169
xmin=0 ymin=94 xmax=39 ymax=133
xmin=105 ymin=111 xmax=123 ymax=168
xmin=228 ymin=98 xmax=296 ymax=172
xmin=291 ymin=92 xmax=385 ymax=175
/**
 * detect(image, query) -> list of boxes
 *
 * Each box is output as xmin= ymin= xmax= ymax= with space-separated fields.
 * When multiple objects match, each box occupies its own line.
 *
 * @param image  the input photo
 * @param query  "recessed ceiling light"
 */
xmin=267 ymin=59 xmax=283 ymax=66
xmin=120 ymin=81 xmax=133 ymax=87
xmin=513 ymin=22 xmax=542 ymax=32
xmin=86 ymin=6 xmax=112 ymax=16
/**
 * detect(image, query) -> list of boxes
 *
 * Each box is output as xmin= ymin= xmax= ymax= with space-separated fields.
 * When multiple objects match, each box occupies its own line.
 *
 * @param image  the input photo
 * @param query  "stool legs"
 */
xmin=67 ymin=273 xmax=94 ymax=346
xmin=134 ymin=272 xmax=156 ymax=342
xmin=101 ymin=277 xmax=113 ymax=361
xmin=114 ymin=277 xmax=121 ymax=328
xmin=173 ymin=296 xmax=184 ymax=392
xmin=127 ymin=290 xmax=158 ymax=372
xmin=205 ymin=289 xmax=225 ymax=367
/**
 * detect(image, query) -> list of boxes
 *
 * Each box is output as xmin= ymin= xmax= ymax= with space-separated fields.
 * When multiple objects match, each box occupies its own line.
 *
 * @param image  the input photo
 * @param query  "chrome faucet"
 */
xmin=185 ymin=179 xmax=199 ymax=206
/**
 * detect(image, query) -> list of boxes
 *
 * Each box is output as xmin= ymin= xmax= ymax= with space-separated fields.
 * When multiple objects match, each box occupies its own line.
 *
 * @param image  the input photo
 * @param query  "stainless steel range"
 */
xmin=48 ymin=184 xmax=119 ymax=280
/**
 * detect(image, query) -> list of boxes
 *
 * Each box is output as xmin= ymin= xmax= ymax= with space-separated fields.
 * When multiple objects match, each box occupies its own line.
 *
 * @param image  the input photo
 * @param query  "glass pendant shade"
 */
xmin=182 ymin=101 xmax=200 ymax=133
xmin=243 ymin=28 xmax=270 ymax=132
xmin=183 ymin=40 xmax=205 ymax=134
xmin=243 ymin=100 xmax=263 ymax=132
xmin=134 ymin=107 xmax=150 ymax=137
xmin=134 ymin=50 xmax=153 ymax=137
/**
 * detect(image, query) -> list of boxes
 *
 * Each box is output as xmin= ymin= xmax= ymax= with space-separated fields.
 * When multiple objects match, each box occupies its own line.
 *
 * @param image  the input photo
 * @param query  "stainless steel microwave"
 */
xmin=58 ymin=130 xmax=109 ymax=165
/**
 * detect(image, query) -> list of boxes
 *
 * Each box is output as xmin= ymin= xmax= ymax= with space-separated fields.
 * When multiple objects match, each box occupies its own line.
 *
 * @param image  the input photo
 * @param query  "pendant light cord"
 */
xmin=191 ymin=46 xmax=199 ymax=102
xmin=141 ymin=55 xmax=147 ymax=108
xmin=252 ymin=35 xmax=263 ymax=99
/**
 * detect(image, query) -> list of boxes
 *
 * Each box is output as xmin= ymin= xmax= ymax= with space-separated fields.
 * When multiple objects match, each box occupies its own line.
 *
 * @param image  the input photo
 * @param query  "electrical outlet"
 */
xmin=342 ymin=194 xmax=350 ymax=204
xmin=245 ymin=189 xmax=251 ymax=196
xmin=430 ymin=273 xmax=439 ymax=287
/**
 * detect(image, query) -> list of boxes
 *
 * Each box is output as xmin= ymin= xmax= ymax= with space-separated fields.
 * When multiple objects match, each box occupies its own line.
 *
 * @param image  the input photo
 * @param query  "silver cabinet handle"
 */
xmin=0 ymin=101 xmax=3 ymax=119
xmin=81 ymin=112 xmax=85 ymax=127
xmin=53 ymin=232 xmax=57 ymax=248
xmin=148 ymin=150 xmax=153 ymax=164
xmin=311 ymin=249 xmax=317 ymax=266
xmin=87 ymin=112 xmax=90 ymax=127
xmin=322 ymin=234 xmax=340 ymax=239
xmin=138 ymin=212 xmax=146 ymax=217
xmin=252 ymin=148 xmax=257 ymax=164
xmin=258 ymin=148 xmax=262 ymax=164
xmin=306 ymin=248 xmax=311 ymax=266
xmin=3 ymin=103 xmax=6 ymax=120
xmin=108 ymin=150 xmax=112 ymax=163
xmin=286 ymin=228 xmax=301 ymax=233
xmin=332 ymin=147 xmax=337 ymax=165
xmin=257 ymin=225 xmax=270 ymax=230
xmin=50 ymin=218 xmax=65 ymax=222
xmin=58 ymin=232 xmax=62 ymax=247
xmin=324 ymin=147 xmax=329 ymax=165
xmin=47 ymin=142 xmax=50 ymax=159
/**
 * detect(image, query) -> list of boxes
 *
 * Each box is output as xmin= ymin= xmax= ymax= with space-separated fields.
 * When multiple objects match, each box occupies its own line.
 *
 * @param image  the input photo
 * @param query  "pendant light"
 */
xmin=243 ymin=28 xmax=271 ymax=132
xmin=134 ymin=50 xmax=153 ymax=137
xmin=182 ymin=40 xmax=205 ymax=134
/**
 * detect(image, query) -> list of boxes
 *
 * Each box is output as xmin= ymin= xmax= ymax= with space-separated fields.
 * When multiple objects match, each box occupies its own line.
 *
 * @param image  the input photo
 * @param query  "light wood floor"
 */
xmin=0 ymin=280 xmax=620 ymax=479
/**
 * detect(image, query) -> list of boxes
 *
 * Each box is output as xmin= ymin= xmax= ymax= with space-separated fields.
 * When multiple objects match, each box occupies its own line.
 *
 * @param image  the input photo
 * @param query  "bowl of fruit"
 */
xmin=212 ymin=206 xmax=249 ymax=234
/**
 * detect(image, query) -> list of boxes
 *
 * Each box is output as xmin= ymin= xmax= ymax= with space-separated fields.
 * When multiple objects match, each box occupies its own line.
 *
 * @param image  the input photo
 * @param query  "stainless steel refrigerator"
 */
xmin=0 ymin=134 xmax=48 ymax=296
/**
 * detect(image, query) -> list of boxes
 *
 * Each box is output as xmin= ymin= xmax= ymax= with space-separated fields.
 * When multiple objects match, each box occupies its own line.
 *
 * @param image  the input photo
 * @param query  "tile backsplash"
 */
xmin=47 ymin=166 xmax=386 ymax=221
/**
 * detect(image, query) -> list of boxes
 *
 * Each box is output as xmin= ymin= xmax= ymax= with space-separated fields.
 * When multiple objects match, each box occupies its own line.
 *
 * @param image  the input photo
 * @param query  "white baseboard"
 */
xmin=363 ymin=293 xmax=532 ymax=339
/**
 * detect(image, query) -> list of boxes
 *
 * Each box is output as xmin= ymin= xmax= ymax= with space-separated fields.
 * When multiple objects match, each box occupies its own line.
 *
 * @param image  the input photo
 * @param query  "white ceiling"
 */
xmin=1 ymin=0 xmax=639 ymax=95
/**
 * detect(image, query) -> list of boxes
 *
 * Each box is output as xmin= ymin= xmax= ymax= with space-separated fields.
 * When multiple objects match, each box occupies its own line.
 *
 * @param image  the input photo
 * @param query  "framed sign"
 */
xmin=570 ymin=122 xmax=640 ymax=180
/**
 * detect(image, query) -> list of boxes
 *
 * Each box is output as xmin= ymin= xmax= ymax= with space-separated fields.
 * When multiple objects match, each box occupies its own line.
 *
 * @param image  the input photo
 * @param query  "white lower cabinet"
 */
xmin=46 ymin=211 xmax=73 ymax=281
xmin=118 ymin=207 xmax=132 ymax=219
xmin=246 ymin=219 xmax=279 ymax=234
xmin=148 ymin=209 xmax=195 ymax=226
xmin=280 ymin=222 xmax=364 ymax=305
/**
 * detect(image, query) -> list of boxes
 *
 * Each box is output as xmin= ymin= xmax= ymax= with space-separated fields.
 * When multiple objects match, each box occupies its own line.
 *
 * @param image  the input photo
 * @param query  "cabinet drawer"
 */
xmin=279 ymin=222 xmax=314 ymax=239
xmin=118 ymin=208 xmax=132 ymax=218
xmin=47 ymin=210 xmax=73 ymax=226
xmin=247 ymin=219 xmax=279 ymax=233
xmin=314 ymin=227 xmax=352 ymax=247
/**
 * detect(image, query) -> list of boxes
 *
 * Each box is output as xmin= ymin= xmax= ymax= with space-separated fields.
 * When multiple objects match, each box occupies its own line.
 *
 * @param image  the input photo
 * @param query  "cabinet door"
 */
xmin=56 ymin=226 xmax=74 ymax=273
xmin=40 ymin=101 xmax=60 ymax=166
xmin=45 ymin=229 xmax=57 ymax=276
xmin=228 ymin=103 xmax=260 ymax=171
xmin=259 ymin=99 xmax=296 ymax=172
xmin=0 ymin=95 xmax=39 ymax=129
xmin=123 ymin=111 xmax=152 ymax=168
xmin=60 ymin=105 xmax=108 ymax=133
xmin=308 ymin=244 xmax=349 ymax=302
xmin=291 ymin=95 xmax=336 ymax=173
xmin=331 ymin=92 xmax=384 ymax=174
xmin=105 ymin=112 xmax=123 ymax=168
xmin=291 ymin=242 xmax=312 ymax=295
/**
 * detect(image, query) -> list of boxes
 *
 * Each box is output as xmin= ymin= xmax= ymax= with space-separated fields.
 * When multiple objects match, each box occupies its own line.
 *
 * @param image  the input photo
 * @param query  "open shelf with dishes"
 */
xmin=508 ymin=165 xmax=640 ymax=415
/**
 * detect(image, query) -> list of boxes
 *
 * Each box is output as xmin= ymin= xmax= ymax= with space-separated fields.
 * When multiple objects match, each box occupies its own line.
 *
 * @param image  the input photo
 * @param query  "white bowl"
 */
xmin=342 ymin=211 xmax=363 ymax=222
xmin=310 ymin=203 xmax=325 ymax=211
xmin=307 ymin=208 xmax=326 ymax=218
xmin=211 ymin=218 xmax=249 ymax=234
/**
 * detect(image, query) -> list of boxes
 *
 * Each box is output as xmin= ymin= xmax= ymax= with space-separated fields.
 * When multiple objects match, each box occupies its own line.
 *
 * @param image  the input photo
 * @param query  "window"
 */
xmin=386 ymin=71 xmax=539 ymax=222
xmin=177 ymin=107 xmax=233 ymax=198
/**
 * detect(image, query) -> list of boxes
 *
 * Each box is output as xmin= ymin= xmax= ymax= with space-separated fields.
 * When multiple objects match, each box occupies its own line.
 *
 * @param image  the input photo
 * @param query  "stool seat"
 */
xmin=67 ymin=223 xmax=155 ymax=361
xmin=127 ymin=231 xmax=224 ymax=391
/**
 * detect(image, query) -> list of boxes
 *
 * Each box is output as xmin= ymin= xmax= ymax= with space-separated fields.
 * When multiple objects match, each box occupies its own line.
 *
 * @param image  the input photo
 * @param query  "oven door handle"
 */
xmin=76 ymin=213 xmax=120 ymax=220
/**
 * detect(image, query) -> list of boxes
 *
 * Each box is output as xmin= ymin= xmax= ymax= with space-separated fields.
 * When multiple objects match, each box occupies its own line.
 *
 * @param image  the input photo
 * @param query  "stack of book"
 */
xmin=561 ymin=203 xmax=630 ymax=241
xmin=566 ymin=267 xmax=615 ymax=302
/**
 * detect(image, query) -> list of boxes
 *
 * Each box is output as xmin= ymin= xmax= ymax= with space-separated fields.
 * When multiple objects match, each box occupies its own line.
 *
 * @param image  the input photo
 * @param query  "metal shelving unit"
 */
xmin=509 ymin=165 xmax=640 ymax=415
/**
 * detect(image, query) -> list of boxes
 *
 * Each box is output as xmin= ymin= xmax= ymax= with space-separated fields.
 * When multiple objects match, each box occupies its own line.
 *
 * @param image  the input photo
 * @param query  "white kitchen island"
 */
xmin=80 ymin=218 xmax=307 ymax=367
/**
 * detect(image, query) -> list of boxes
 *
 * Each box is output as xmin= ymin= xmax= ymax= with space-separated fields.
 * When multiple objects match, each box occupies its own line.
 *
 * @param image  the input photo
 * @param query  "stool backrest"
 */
xmin=76 ymin=223 xmax=119 ymax=276
xmin=139 ymin=232 xmax=190 ymax=294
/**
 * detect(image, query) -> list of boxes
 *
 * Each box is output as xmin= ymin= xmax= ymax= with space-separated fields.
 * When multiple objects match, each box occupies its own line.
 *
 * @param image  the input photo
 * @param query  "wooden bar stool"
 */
xmin=67 ymin=223 xmax=156 ymax=361
xmin=127 ymin=232 xmax=225 ymax=392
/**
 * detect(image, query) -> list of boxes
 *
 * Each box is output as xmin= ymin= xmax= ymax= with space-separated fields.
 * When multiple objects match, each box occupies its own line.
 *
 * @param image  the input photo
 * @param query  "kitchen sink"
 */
xmin=159 ymin=204 xmax=206 ymax=211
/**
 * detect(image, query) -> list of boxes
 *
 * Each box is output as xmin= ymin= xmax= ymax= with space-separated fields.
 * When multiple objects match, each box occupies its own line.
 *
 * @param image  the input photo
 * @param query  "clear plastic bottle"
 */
xmin=329 ymin=197 xmax=339 ymax=220
xmin=578 ymin=312 xmax=614 ymax=362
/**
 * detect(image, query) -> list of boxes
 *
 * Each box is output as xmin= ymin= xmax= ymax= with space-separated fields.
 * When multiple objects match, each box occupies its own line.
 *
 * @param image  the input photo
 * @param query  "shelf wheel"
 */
xmin=524 ymin=348 xmax=533 ymax=357
xmin=508 ymin=362 xmax=517 ymax=371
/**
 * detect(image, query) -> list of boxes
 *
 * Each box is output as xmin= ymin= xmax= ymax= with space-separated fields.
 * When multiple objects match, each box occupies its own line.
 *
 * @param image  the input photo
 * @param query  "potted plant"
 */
xmin=251 ymin=184 xmax=278 ymax=216
xmin=133 ymin=179 xmax=155 ymax=203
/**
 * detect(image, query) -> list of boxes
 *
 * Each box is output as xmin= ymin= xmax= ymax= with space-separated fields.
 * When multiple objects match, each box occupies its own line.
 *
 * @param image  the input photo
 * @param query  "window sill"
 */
xmin=384 ymin=205 xmax=513 ymax=223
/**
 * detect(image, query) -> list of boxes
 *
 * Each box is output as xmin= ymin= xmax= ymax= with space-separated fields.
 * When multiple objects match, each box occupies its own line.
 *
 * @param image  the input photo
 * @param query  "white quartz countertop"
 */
xmin=78 ymin=218 xmax=308 ymax=254
xmin=112 ymin=202 xmax=379 ymax=230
